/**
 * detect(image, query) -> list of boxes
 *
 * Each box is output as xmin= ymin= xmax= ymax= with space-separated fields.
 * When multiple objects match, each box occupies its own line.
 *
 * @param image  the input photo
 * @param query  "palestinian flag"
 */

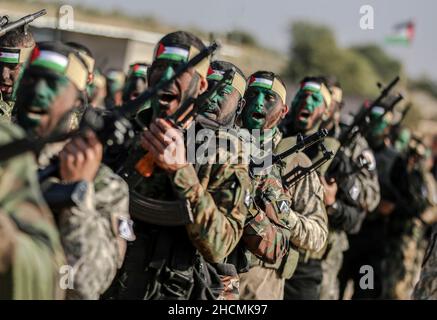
xmin=30 ymin=49 xmax=68 ymax=73
xmin=0 ymin=49 xmax=20 ymax=64
xmin=207 ymin=67 xmax=225 ymax=81
xmin=155 ymin=43 xmax=189 ymax=62
xmin=131 ymin=64 xmax=148 ymax=77
xmin=385 ymin=21 xmax=415 ymax=46
xmin=248 ymin=76 xmax=273 ymax=89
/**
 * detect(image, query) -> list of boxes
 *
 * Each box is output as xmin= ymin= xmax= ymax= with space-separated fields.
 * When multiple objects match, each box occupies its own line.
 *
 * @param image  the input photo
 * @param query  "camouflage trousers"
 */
xmin=381 ymin=220 xmax=426 ymax=300
xmin=239 ymin=266 xmax=284 ymax=300
xmin=320 ymin=231 xmax=349 ymax=300
xmin=413 ymin=226 xmax=437 ymax=300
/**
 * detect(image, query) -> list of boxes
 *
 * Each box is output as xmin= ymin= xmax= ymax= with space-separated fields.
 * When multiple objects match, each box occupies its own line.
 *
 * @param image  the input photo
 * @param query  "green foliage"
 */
xmin=226 ymin=30 xmax=258 ymax=46
xmin=285 ymin=21 xmax=402 ymax=97
xmin=408 ymin=77 xmax=437 ymax=99
xmin=351 ymin=44 xmax=402 ymax=82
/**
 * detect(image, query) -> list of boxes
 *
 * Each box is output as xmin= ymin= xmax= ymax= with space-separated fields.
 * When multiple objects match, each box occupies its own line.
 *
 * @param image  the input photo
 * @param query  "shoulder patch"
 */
xmin=361 ymin=149 xmax=376 ymax=171
xmin=117 ymin=216 xmax=136 ymax=241
xmin=244 ymin=190 xmax=252 ymax=207
xmin=278 ymin=200 xmax=290 ymax=214
xmin=349 ymin=180 xmax=361 ymax=201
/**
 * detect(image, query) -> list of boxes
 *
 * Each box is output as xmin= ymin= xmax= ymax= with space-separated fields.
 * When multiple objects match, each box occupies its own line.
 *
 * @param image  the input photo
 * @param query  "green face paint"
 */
xmin=200 ymin=81 xmax=233 ymax=121
xmin=291 ymin=90 xmax=324 ymax=127
xmin=16 ymin=71 xmax=70 ymax=130
xmin=150 ymin=64 xmax=176 ymax=118
xmin=394 ymin=128 xmax=411 ymax=153
xmin=242 ymin=87 xmax=280 ymax=130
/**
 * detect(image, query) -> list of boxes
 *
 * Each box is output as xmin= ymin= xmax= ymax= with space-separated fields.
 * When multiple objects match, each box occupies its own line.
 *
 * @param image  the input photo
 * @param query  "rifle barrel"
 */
xmin=121 ymin=42 xmax=220 ymax=119
xmin=0 ymin=9 xmax=47 ymax=36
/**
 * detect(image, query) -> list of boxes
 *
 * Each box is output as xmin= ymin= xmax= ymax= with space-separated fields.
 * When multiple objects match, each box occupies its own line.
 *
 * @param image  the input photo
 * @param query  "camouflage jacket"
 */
xmin=128 ymin=127 xmax=251 ymax=264
xmin=413 ymin=224 xmax=437 ymax=299
xmin=0 ymin=98 xmax=14 ymax=122
xmin=275 ymin=130 xmax=328 ymax=255
xmin=242 ymin=129 xmax=293 ymax=268
xmin=38 ymin=144 xmax=132 ymax=300
xmin=0 ymin=121 xmax=65 ymax=300
xmin=328 ymin=130 xmax=380 ymax=234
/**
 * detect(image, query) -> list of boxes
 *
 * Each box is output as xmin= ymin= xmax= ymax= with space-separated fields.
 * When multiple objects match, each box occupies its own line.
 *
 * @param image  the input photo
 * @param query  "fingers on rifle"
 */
xmin=142 ymin=130 xmax=161 ymax=157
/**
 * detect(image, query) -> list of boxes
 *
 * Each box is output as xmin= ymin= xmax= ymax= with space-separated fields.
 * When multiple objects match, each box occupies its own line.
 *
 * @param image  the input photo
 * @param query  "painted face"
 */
xmin=15 ymin=70 xmax=78 ymax=137
xmin=123 ymin=75 xmax=147 ymax=102
xmin=148 ymin=59 xmax=200 ymax=119
xmin=200 ymin=79 xmax=240 ymax=126
xmin=291 ymin=89 xmax=326 ymax=133
xmin=0 ymin=62 xmax=23 ymax=100
xmin=366 ymin=108 xmax=391 ymax=148
xmin=241 ymin=86 xmax=283 ymax=130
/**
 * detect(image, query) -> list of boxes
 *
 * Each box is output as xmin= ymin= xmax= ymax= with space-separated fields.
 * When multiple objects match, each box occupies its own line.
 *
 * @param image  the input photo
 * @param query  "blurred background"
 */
xmin=1 ymin=0 xmax=437 ymax=137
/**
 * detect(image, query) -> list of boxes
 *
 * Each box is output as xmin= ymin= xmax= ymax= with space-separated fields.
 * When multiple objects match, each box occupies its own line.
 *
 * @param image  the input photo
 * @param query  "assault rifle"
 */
xmin=282 ymin=142 xmax=334 ymax=188
xmin=0 ymin=42 xmax=220 ymax=165
xmin=325 ymin=76 xmax=403 ymax=183
xmin=0 ymin=9 xmax=47 ymax=37
xmin=249 ymin=129 xmax=329 ymax=177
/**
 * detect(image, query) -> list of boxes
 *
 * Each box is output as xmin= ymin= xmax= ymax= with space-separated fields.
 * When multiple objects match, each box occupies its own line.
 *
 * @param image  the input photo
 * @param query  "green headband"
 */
xmin=29 ymin=47 xmax=88 ymax=91
xmin=207 ymin=68 xmax=246 ymax=97
xmin=299 ymin=81 xmax=332 ymax=107
xmin=248 ymin=75 xmax=287 ymax=104
xmin=153 ymin=43 xmax=209 ymax=77
xmin=0 ymin=46 xmax=34 ymax=64
xmin=128 ymin=64 xmax=148 ymax=78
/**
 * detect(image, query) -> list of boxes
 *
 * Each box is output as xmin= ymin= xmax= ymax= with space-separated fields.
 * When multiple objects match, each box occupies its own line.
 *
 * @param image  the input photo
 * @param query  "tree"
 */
xmin=351 ymin=44 xmax=402 ymax=82
xmin=285 ymin=21 xmax=380 ymax=96
xmin=226 ymin=30 xmax=258 ymax=46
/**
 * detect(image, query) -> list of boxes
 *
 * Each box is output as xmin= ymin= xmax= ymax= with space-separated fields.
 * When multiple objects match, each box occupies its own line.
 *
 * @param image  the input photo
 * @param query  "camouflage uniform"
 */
xmin=341 ymin=141 xmax=428 ymax=299
xmin=111 ymin=127 xmax=251 ymax=300
xmin=321 ymin=131 xmax=380 ymax=300
xmin=413 ymin=224 xmax=437 ymax=299
xmin=240 ymin=129 xmax=328 ymax=300
xmin=0 ymin=120 xmax=65 ymax=300
xmin=38 ymin=143 xmax=132 ymax=300
xmin=0 ymin=96 xmax=14 ymax=121
xmin=381 ymin=159 xmax=437 ymax=300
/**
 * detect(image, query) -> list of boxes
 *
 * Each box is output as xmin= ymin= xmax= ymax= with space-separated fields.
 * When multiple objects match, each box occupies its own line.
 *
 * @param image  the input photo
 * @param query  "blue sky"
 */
xmin=65 ymin=0 xmax=437 ymax=80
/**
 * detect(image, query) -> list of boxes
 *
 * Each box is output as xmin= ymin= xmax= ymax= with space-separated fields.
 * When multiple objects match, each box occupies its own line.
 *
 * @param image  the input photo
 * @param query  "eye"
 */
xmin=266 ymin=94 xmax=276 ymax=102
xmin=246 ymin=90 xmax=257 ymax=99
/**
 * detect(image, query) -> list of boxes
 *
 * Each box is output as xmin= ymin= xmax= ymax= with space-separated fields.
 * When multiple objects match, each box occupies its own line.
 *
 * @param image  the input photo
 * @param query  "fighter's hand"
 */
xmin=140 ymin=118 xmax=187 ymax=173
xmin=321 ymin=176 xmax=338 ymax=206
xmin=59 ymin=130 xmax=103 ymax=183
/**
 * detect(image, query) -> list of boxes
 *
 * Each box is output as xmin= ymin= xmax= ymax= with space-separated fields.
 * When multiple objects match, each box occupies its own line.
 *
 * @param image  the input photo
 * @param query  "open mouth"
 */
xmin=0 ymin=84 xmax=12 ymax=94
xmin=158 ymin=90 xmax=179 ymax=106
xmin=26 ymin=106 xmax=47 ymax=121
xmin=298 ymin=109 xmax=311 ymax=121
xmin=252 ymin=111 xmax=265 ymax=120
xmin=129 ymin=91 xmax=140 ymax=100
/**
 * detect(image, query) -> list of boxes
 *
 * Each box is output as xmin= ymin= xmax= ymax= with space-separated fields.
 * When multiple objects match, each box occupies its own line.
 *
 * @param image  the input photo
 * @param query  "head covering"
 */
xmin=152 ymin=31 xmax=209 ymax=77
xmin=27 ymin=42 xmax=88 ymax=91
xmin=207 ymin=61 xmax=246 ymax=97
xmin=247 ymin=71 xmax=286 ymax=104
xmin=299 ymin=80 xmax=332 ymax=108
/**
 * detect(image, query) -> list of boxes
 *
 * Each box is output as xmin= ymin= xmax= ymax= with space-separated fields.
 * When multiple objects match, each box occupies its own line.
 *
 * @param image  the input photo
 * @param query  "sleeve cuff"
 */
xmin=172 ymin=164 xmax=201 ymax=199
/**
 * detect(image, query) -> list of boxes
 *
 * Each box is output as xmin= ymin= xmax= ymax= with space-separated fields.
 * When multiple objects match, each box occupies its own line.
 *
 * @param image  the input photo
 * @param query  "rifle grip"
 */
xmin=135 ymin=153 xmax=155 ymax=177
